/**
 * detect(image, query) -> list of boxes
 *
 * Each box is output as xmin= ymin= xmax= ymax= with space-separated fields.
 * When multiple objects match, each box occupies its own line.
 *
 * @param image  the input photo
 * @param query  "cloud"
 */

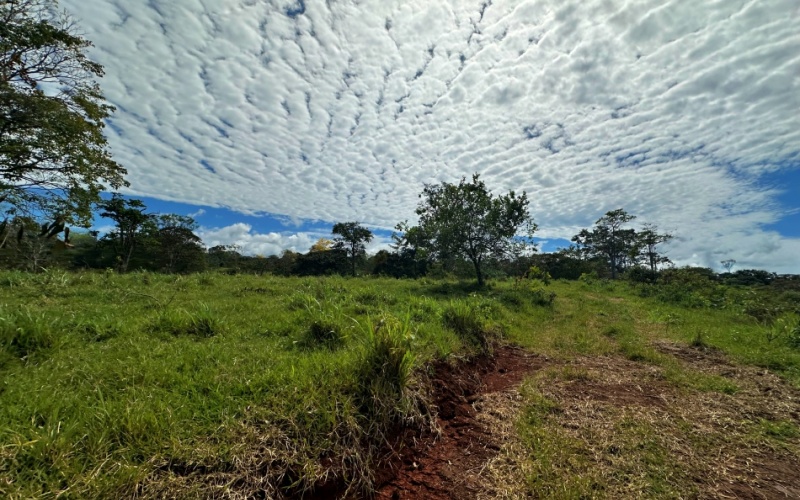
xmin=197 ymin=223 xmax=392 ymax=257
xmin=61 ymin=0 xmax=800 ymax=271
xmin=197 ymin=223 xmax=324 ymax=256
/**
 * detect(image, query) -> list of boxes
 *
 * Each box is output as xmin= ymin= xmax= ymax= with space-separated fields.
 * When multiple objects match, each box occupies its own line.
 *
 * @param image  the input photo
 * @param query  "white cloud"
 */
xmin=197 ymin=223 xmax=323 ymax=256
xmin=61 ymin=0 xmax=800 ymax=271
xmin=197 ymin=223 xmax=393 ymax=257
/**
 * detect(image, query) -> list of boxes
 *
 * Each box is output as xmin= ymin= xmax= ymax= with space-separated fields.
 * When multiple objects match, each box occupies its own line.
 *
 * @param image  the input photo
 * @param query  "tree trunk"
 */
xmin=471 ymin=257 xmax=484 ymax=287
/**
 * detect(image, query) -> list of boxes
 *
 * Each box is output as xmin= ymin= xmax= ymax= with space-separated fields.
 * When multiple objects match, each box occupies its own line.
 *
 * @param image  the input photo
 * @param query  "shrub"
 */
xmin=526 ymin=266 xmax=551 ymax=285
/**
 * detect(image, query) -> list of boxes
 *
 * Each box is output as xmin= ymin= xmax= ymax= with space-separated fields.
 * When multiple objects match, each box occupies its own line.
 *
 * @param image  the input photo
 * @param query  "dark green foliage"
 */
xmin=529 ymin=249 xmax=600 ymax=280
xmin=293 ymin=248 xmax=349 ymax=276
xmin=152 ymin=214 xmax=205 ymax=274
xmin=370 ymin=249 xmax=428 ymax=278
xmin=625 ymin=266 xmax=659 ymax=284
xmin=97 ymin=195 xmax=155 ymax=273
xmin=721 ymin=269 xmax=776 ymax=287
xmin=573 ymin=211 xmax=673 ymax=279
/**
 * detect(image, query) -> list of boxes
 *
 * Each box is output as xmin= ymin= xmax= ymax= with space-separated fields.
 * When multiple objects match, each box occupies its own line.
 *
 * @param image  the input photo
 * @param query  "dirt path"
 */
xmin=374 ymin=345 xmax=547 ymax=499
xmin=371 ymin=342 xmax=800 ymax=500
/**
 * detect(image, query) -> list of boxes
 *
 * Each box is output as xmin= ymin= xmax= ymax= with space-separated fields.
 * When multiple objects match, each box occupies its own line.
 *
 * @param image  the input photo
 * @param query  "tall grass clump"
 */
xmin=441 ymin=300 xmax=494 ymax=352
xmin=299 ymin=301 xmax=352 ymax=349
xmin=356 ymin=314 xmax=432 ymax=431
xmin=0 ymin=307 xmax=60 ymax=363
xmin=149 ymin=304 xmax=223 ymax=338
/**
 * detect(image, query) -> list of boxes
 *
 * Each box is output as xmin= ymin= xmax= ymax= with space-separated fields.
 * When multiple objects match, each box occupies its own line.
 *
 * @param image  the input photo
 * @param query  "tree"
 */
xmin=1 ymin=0 xmax=126 ymax=224
xmin=572 ymin=209 xmax=637 ymax=279
xmin=153 ymin=214 xmax=205 ymax=273
xmin=721 ymin=259 xmax=736 ymax=273
xmin=309 ymin=238 xmax=334 ymax=252
xmin=414 ymin=174 xmax=536 ymax=286
xmin=637 ymin=223 xmax=673 ymax=273
xmin=332 ymin=221 xmax=373 ymax=276
xmin=97 ymin=194 xmax=154 ymax=273
xmin=385 ymin=220 xmax=429 ymax=278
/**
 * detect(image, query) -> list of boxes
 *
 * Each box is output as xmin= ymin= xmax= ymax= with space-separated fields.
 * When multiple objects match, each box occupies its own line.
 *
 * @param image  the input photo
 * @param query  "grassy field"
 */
xmin=1 ymin=270 xmax=799 ymax=498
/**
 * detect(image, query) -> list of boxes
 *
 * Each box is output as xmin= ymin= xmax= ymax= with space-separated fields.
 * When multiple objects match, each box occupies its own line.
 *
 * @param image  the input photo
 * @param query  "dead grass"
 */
xmin=478 ymin=343 xmax=800 ymax=499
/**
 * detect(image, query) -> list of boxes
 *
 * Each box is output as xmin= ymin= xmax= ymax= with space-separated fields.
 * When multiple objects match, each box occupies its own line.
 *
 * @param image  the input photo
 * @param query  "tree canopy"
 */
xmin=1 ymin=0 xmax=126 ymax=224
xmin=332 ymin=221 xmax=373 ymax=276
xmin=412 ymin=174 xmax=536 ymax=286
xmin=572 ymin=209 xmax=673 ymax=279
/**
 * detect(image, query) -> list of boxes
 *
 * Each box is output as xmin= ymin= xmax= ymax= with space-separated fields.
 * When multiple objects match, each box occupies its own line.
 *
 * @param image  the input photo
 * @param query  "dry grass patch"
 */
xmin=480 ymin=349 xmax=800 ymax=499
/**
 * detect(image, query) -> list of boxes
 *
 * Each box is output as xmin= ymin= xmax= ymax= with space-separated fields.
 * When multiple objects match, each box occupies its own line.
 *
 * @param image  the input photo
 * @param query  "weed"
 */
xmin=756 ymin=419 xmax=800 ymax=440
xmin=299 ymin=302 xmax=351 ymax=349
xmin=690 ymin=330 xmax=707 ymax=348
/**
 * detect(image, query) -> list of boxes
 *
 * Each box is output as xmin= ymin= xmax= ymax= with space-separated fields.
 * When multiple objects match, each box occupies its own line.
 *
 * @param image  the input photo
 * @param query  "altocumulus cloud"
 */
xmin=62 ymin=0 xmax=800 ymax=272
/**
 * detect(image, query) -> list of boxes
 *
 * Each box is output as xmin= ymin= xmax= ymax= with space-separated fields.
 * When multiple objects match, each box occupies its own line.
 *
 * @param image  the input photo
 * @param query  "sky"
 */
xmin=61 ymin=0 xmax=800 ymax=273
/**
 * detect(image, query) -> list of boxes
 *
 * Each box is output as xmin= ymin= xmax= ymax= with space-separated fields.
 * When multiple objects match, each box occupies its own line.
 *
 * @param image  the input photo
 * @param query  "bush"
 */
xmin=625 ymin=267 xmax=658 ymax=284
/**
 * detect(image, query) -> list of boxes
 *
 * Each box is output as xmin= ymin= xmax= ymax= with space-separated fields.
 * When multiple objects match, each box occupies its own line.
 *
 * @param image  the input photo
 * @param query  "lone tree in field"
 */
xmin=332 ymin=221 xmax=373 ymax=276
xmin=1 ymin=0 xmax=127 ymax=225
xmin=413 ymin=173 xmax=536 ymax=287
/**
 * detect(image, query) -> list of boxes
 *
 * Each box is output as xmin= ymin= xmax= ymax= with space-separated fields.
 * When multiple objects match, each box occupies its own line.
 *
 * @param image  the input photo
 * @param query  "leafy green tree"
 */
xmin=98 ymin=194 xmax=154 ymax=273
xmin=386 ymin=220 xmax=429 ymax=278
xmin=332 ymin=221 xmax=373 ymax=276
xmin=572 ymin=209 xmax=637 ymax=279
xmin=153 ymin=214 xmax=205 ymax=273
xmin=1 ymin=0 xmax=127 ymax=224
xmin=293 ymin=247 xmax=348 ymax=276
xmin=413 ymin=174 xmax=536 ymax=286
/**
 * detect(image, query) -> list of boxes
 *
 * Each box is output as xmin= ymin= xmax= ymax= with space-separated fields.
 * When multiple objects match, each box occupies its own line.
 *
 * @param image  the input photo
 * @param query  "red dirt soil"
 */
xmin=374 ymin=345 xmax=546 ymax=500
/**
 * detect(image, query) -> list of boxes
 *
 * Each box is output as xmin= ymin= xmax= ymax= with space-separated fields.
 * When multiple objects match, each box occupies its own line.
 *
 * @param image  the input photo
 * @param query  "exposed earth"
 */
xmin=367 ymin=343 xmax=800 ymax=499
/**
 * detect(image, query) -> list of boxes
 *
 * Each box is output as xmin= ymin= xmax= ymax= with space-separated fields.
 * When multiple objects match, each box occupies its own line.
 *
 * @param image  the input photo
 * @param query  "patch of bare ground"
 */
xmin=482 ymin=343 xmax=800 ymax=499
xmin=374 ymin=345 xmax=548 ymax=499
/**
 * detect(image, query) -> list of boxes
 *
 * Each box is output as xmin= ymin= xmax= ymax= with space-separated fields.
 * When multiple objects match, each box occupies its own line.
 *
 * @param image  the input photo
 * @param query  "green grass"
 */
xmin=1 ymin=271 xmax=799 ymax=497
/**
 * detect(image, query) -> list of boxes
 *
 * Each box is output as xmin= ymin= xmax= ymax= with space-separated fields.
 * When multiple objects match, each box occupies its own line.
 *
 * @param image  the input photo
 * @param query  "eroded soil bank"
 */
xmin=374 ymin=345 xmax=547 ymax=499
xmin=371 ymin=341 xmax=800 ymax=500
